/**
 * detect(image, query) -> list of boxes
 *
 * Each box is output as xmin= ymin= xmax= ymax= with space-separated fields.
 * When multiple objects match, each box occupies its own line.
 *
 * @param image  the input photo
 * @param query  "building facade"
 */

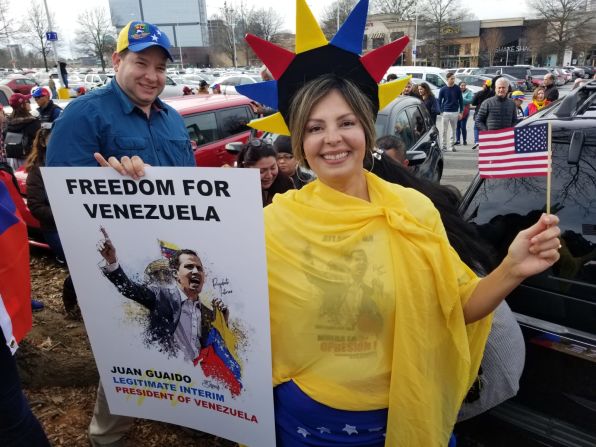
xmin=108 ymin=0 xmax=210 ymax=66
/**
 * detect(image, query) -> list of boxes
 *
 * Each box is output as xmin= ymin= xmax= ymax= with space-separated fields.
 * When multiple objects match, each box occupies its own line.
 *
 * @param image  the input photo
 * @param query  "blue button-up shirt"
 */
xmin=46 ymin=79 xmax=195 ymax=167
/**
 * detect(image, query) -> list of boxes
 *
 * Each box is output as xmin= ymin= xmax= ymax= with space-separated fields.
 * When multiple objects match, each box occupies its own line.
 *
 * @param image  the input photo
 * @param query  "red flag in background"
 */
xmin=0 ymin=181 xmax=31 ymax=354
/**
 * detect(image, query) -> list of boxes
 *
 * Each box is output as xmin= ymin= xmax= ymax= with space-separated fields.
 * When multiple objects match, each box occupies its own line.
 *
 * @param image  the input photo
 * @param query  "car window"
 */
xmin=502 ymin=67 xmax=527 ymax=79
xmin=184 ymin=112 xmax=219 ymax=146
xmin=405 ymin=106 xmax=427 ymax=145
xmin=426 ymin=73 xmax=445 ymax=88
xmin=165 ymin=77 xmax=175 ymax=86
xmin=406 ymin=72 xmax=423 ymax=79
xmin=217 ymin=107 xmax=251 ymax=138
xmin=463 ymin=143 xmax=596 ymax=293
xmin=392 ymin=109 xmax=414 ymax=149
xmin=239 ymin=77 xmax=254 ymax=85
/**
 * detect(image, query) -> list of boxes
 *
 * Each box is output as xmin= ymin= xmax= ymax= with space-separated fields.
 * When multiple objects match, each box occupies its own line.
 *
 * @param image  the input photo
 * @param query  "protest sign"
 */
xmin=42 ymin=167 xmax=275 ymax=447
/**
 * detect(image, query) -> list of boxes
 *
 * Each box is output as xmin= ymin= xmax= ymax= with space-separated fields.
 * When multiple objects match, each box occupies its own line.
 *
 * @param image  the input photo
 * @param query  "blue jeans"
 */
xmin=42 ymin=229 xmax=64 ymax=260
xmin=456 ymin=114 xmax=469 ymax=144
xmin=0 ymin=332 xmax=50 ymax=446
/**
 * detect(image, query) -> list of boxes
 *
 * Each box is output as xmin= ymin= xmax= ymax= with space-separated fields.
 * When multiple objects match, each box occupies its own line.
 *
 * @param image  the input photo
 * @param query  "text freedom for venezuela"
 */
xmin=111 ymin=366 xmax=258 ymax=423
xmin=65 ymin=178 xmax=232 ymax=222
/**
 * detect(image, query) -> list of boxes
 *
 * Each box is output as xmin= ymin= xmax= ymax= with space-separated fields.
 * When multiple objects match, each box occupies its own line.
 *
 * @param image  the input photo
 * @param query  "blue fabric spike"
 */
xmin=330 ymin=0 xmax=369 ymax=55
xmin=236 ymin=80 xmax=278 ymax=110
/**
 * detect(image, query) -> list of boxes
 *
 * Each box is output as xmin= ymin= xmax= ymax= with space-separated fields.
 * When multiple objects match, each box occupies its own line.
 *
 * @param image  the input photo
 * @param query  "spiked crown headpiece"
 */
xmin=236 ymin=0 xmax=410 ymax=136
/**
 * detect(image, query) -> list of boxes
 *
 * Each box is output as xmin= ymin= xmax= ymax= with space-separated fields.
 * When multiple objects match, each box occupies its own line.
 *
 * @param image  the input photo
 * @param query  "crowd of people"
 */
xmin=1 ymin=6 xmax=564 ymax=447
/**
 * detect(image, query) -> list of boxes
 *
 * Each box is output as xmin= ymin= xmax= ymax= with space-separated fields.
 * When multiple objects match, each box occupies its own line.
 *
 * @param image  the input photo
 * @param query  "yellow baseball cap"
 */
xmin=117 ymin=21 xmax=173 ymax=61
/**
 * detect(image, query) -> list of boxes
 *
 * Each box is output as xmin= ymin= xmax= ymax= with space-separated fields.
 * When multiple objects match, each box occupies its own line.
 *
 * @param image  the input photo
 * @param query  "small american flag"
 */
xmin=478 ymin=124 xmax=550 ymax=178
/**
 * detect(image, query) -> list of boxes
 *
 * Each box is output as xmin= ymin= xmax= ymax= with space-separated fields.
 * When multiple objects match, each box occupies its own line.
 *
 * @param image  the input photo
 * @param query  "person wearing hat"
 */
xmin=198 ymin=80 xmax=210 ymax=95
xmin=182 ymin=85 xmax=193 ymax=95
xmin=273 ymin=135 xmax=314 ymax=189
xmin=470 ymin=79 xmax=494 ymax=149
xmin=31 ymin=87 xmax=62 ymax=124
xmin=76 ymin=86 xmax=86 ymax=97
xmin=45 ymin=19 xmax=194 ymax=447
xmin=4 ymin=93 xmax=40 ymax=170
xmin=511 ymin=90 xmax=525 ymax=121
xmin=96 ymin=1 xmax=562 ymax=445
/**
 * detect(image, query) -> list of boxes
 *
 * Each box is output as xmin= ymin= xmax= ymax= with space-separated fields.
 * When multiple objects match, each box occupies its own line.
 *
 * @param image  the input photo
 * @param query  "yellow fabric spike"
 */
xmin=248 ymin=112 xmax=291 ymax=136
xmin=212 ymin=308 xmax=242 ymax=368
xmin=378 ymin=76 xmax=412 ymax=110
xmin=295 ymin=0 xmax=328 ymax=54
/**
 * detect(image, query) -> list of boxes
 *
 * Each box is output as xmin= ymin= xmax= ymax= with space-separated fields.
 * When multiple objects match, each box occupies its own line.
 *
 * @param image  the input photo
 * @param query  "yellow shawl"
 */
xmin=264 ymin=172 xmax=492 ymax=446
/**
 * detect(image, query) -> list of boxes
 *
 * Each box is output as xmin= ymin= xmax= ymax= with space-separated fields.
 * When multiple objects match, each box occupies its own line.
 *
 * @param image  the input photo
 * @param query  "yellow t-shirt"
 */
xmin=265 ymin=172 xmax=492 ymax=446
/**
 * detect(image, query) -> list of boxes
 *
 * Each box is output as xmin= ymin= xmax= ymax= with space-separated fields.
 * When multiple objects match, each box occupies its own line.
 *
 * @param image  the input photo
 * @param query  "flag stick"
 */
xmin=546 ymin=122 xmax=552 ymax=215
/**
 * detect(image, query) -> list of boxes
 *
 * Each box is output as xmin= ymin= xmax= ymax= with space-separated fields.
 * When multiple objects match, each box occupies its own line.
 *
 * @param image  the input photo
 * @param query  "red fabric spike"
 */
xmin=245 ymin=34 xmax=296 ymax=80
xmin=360 ymin=36 xmax=410 ymax=83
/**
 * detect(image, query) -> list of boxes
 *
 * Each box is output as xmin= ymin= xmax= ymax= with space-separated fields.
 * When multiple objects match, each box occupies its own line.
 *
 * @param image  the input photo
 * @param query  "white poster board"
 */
xmin=42 ymin=167 xmax=275 ymax=447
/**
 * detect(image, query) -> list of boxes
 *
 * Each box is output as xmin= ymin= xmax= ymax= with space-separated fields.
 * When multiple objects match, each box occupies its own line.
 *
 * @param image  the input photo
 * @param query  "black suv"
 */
xmin=457 ymin=81 xmax=596 ymax=446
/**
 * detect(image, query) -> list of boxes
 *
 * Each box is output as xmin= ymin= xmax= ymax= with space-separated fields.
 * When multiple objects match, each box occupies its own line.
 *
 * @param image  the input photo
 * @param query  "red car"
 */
xmin=0 ymin=76 xmax=38 ymax=94
xmin=165 ymin=94 xmax=259 ymax=167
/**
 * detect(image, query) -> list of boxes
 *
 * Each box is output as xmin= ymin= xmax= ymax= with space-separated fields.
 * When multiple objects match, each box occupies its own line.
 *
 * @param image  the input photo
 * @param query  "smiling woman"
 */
xmin=236 ymin=139 xmax=294 ymax=207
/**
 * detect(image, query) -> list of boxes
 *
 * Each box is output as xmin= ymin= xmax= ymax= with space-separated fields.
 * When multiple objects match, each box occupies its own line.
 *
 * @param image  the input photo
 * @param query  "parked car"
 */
xmin=210 ymin=74 xmax=262 ymax=95
xmin=164 ymin=94 xmax=259 ymax=167
xmin=83 ymin=73 xmax=112 ymax=91
xmin=385 ymin=66 xmax=448 ymax=89
xmin=375 ymin=95 xmax=443 ymax=182
xmin=477 ymin=66 xmax=533 ymax=90
xmin=0 ymin=75 xmax=37 ymax=94
xmin=455 ymin=74 xmax=493 ymax=88
xmin=457 ymin=81 xmax=596 ymax=447
xmin=562 ymin=66 xmax=586 ymax=79
xmin=529 ymin=68 xmax=553 ymax=87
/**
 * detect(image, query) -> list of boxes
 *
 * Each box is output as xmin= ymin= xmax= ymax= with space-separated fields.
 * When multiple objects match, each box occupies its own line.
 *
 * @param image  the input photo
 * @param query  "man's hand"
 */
xmin=458 ymin=113 xmax=463 ymax=120
xmin=212 ymin=298 xmax=229 ymax=324
xmin=98 ymin=226 xmax=117 ymax=265
xmin=94 ymin=152 xmax=150 ymax=180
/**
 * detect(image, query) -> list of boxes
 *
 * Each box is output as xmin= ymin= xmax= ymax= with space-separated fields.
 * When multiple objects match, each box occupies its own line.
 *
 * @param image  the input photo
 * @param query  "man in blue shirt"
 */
xmin=46 ymin=20 xmax=195 ymax=447
xmin=438 ymin=72 xmax=464 ymax=152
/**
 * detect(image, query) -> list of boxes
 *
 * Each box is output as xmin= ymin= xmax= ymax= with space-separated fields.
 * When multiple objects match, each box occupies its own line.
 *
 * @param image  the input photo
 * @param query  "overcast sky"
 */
xmin=6 ymin=0 xmax=530 ymax=56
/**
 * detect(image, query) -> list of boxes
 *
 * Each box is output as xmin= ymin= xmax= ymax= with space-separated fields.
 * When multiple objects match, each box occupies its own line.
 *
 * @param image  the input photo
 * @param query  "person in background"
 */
xmin=46 ymin=19 xmax=195 ymax=447
xmin=401 ymin=81 xmax=421 ymax=99
xmin=438 ymin=72 xmax=464 ymax=152
xmin=476 ymin=77 xmax=517 ymax=132
xmin=182 ymin=86 xmax=194 ymax=96
xmin=273 ymin=135 xmax=314 ymax=189
xmin=261 ymin=65 xmax=274 ymax=81
xmin=455 ymin=82 xmax=473 ymax=146
xmin=542 ymin=73 xmax=559 ymax=102
xmin=524 ymin=87 xmax=549 ymax=117
xmin=24 ymin=124 xmax=79 ymax=317
xmin=0 ymin=181 xmax=51 ymax=447
xmin=197 ymin=80 xmax=210 ymax=94
xmin=4 ymin=93 xmax=40 ymax=170
xmin=376 ymin=134 xmax=409 ymax=167
xmin=386 ymin=73 xmax=398 ymax=82
xmin=77 ymin=87 xmax=86 ymax=97
xmin=236 ymin=139 xmax=294 ymax=206
xmin=31 ymin=87 xmax=62 ymax=124
xmin=511 ymin=91 xmax=525 ymax=121
xmin=48 ymin=77 xmax=57 ymax=98
xmin=418 ymin=82 xmax=440 ymax=125
xmin=212 ymin=83 xmax=222 ymax=94
xmin=471 ymin=79 xmax=494 ymax=149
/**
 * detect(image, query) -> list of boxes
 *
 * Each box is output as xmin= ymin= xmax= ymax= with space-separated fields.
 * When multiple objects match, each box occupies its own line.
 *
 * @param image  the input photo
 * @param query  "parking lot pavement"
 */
xmin=439 ymin=83 xmax=574 ymax=194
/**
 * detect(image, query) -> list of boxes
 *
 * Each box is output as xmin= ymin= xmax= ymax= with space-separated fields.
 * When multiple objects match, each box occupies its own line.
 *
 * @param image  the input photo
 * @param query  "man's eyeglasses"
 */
xmin=276 ymin=153 xmax=293 ymax=160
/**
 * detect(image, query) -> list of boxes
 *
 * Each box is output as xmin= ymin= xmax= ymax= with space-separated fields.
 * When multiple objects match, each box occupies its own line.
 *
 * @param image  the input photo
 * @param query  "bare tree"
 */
xmin=22 ymin=0 xmax=58 ymax=72
xmin=420 ymin=0 xmax=465 ymax=67
xmin=525 ymin=24 xmax=546 ymax=66
xmin=212 ymin=2 xmax=241 ymax=67
xmin=482 ymin=28 xmax=503 ymax=66
xmin=371 ymin=0 xmax=417 ymax=20
xmin=319 ymin=0 xmax=358 ymax=39
xmin=74 ymin=8 xmax=116 ymax=72
xmin=246 ymin=8 xmax=284 ymax=42
xmin=528 ymin=0 xmax=596 ymax=64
